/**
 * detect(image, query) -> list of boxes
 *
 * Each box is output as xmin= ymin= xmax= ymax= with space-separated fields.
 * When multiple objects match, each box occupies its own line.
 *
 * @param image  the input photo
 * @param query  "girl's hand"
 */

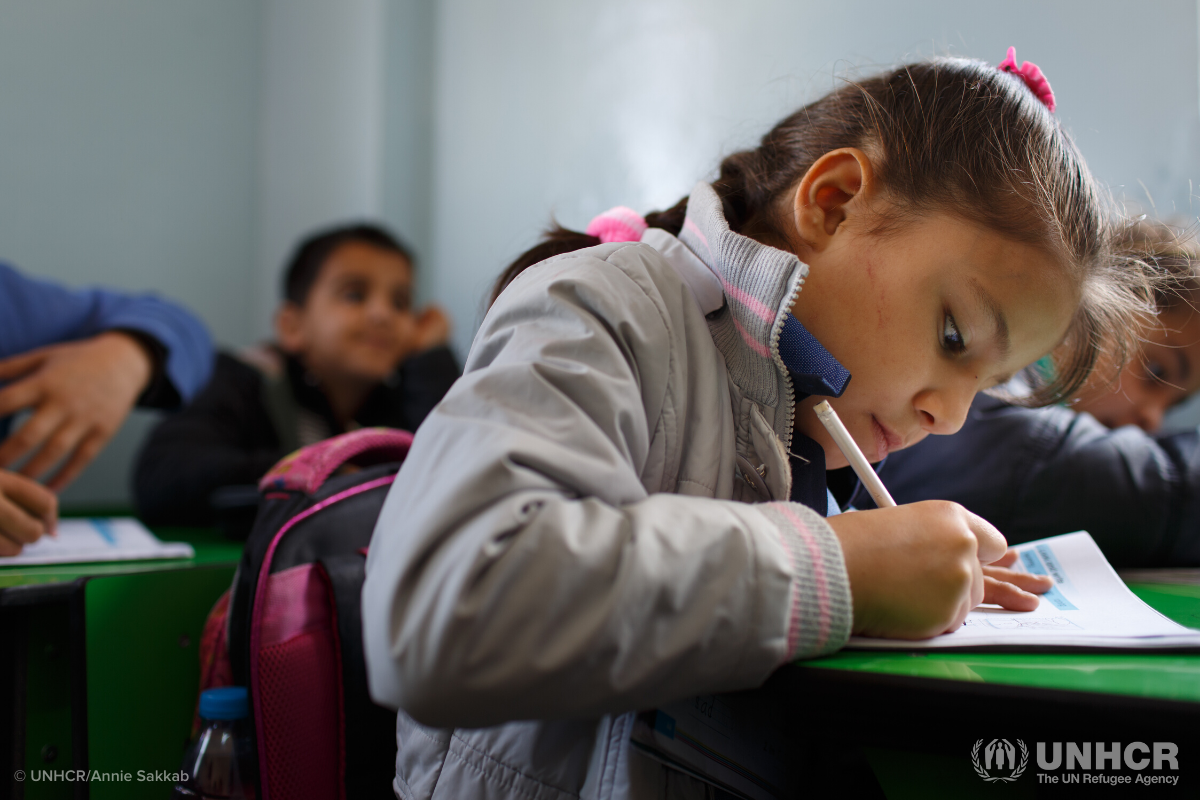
xmin=982 ymin=548 xmax=1053 ymax=608
xmin=828 ymin=501 xmax=1048 ymax=640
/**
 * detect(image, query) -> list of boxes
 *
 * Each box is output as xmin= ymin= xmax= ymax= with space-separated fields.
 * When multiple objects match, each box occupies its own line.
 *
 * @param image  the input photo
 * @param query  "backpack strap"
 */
xmin=258 ymin=428 xmax=414 ymax=494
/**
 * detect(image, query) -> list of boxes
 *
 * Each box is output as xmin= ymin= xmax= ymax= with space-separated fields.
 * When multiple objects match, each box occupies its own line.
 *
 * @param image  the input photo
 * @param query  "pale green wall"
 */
xmin=2 ymin=0 xmax=1198 ymax=505
xmin=0 ymin=0 xmax=261 ymax=506
xmin=427 ymin=0 xmax=1200 ymax=358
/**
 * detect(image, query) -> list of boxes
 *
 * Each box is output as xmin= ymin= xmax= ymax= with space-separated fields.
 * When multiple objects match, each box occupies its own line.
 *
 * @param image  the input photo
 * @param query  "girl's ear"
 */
xmin=791 ymin=147 xmax=875 ymax=254
xmin=274 ymin=302 xmax=306 ymax=354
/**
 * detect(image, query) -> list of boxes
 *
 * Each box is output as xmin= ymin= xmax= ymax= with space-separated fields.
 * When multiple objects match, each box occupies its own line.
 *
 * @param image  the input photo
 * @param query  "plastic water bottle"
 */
xmin=172 ymin=687 xmax=258 ymax=799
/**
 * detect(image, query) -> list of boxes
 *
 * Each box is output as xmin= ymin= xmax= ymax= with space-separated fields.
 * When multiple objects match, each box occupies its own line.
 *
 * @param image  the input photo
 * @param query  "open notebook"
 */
xmin=847 ymin=530 xmax=1200 ymax=651
xmin=0 ymin=517 xmax=194 ymax=566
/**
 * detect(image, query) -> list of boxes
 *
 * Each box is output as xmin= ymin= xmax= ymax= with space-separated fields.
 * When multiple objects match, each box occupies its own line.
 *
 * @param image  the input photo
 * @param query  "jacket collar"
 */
xmin=672 ymin=182 xmax=850 ymax=421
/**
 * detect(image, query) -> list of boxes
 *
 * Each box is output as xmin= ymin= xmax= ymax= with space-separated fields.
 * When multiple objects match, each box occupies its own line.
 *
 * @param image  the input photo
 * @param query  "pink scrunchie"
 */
xmin=586 ymin=206 xmax=647 ymax=243
xmin=998 ymin=46 xmax=1056 ymax=113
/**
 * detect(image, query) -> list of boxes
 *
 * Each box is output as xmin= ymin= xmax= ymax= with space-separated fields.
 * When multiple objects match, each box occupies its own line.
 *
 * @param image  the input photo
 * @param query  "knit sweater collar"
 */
xmin=675 ymin=182 xmax=850 ymax=440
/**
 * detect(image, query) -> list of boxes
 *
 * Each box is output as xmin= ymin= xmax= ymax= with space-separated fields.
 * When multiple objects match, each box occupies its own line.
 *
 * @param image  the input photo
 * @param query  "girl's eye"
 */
xmin=942 ymin=313 xmax=966 ymax=354
xmin=342 ymin=289 xmax=366 ymax=303
xmin=1145 ymin=361 xmax=1167 ymax=382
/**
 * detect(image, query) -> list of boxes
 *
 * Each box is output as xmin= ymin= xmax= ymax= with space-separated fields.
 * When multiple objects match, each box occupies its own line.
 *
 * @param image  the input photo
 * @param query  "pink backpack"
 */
xmin=198 ymin=428 xmax=412 ymax=799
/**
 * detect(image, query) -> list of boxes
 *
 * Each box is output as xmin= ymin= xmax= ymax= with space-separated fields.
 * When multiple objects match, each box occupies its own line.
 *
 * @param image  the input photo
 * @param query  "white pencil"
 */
xmin=813 ymin=400 xmax=897 ymax=508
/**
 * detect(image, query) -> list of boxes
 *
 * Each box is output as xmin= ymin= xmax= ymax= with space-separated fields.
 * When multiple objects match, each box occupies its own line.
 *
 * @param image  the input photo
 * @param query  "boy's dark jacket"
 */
xmin=133 ymin=344 xmax=458 ymax=527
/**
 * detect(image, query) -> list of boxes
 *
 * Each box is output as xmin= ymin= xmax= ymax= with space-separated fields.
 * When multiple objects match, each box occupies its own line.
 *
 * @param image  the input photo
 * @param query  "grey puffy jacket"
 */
xmin=361 ymin=183 xmax=853 ymax=799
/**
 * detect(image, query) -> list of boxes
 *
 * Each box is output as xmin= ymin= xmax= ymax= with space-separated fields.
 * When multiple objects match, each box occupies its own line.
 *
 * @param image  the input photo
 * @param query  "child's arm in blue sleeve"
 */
xmin=0 ymin=261 xmax=213 ymax=407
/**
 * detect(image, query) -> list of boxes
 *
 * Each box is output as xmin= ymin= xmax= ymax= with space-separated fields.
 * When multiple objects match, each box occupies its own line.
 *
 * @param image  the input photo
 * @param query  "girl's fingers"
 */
xmin=991 ymin=549 xmax=1019 ymax=568
xmin=982 ymin=575 xmax=1042 ymax=612
xmin=969 ymin=558 xmax=986 ymax=611
xmin=983 ymin=565 xmax=1053 ymax=594
xmin=964 ymin=511 xmax=1008 ymax=564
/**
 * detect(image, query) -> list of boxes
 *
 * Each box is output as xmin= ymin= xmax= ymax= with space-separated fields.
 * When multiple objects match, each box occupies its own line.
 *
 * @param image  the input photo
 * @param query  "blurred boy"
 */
xmin=134 ymin=224 xmax=457 ymax=530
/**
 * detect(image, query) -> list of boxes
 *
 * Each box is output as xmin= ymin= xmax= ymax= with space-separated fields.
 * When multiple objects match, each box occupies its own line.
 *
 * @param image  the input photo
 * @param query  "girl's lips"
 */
xmin=870 ymin=416 xmax=903 ymax=462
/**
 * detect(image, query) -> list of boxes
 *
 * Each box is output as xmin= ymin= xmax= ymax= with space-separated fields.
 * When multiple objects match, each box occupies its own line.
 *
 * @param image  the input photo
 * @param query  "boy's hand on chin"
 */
xmin=828 ymin=501 xmax=1047 ymax=640
xmin=410 ymin=305 xmax=450 ymax=354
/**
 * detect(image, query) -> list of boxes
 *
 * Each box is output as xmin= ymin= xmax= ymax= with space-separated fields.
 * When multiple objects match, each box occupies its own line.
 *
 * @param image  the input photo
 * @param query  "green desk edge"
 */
xmin=800 ymin=582 xmax=1200 ymax=705
xmin=2 ymin=523 xmax=241 ymax=800
xmin=0 ymin=525 xmax=243 ymax=588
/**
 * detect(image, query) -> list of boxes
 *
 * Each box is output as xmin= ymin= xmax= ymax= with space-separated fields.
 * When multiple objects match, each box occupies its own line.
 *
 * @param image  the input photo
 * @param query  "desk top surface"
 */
xmin=802 ymin=581 xmax=1200 ymax=705
xmin=0 ymin=526 xmax=241 ymax=588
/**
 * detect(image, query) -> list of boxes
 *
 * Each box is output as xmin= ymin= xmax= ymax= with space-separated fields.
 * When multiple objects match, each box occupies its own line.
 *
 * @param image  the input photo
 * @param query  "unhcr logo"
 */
xmin=971 ymin=739 xmax=1029 ymax=783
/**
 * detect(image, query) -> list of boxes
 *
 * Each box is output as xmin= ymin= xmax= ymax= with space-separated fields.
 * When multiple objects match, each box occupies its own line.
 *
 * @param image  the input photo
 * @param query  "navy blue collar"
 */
xmin=777 ymin=314 xmax=851 ymax=398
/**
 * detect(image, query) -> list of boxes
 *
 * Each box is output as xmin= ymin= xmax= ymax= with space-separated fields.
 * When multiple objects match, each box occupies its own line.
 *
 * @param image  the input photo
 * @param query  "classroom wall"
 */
xmin=1 ymin=0 xmax=1198 ymax=505
xmin=254 ymin=0 xmax=387 ymax=339
xmin=428 ymin=0 xmax=1200 ymax=358
xmin=0 ymin=0 xmax=262 ymax=507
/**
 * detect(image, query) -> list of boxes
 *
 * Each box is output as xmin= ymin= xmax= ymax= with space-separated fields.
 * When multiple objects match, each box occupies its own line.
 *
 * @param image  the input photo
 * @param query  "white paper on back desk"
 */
xmin=847 ymin=531 xmax=1200 ymax=650
xmin=0 ymin=517 xmax=193 ymax=566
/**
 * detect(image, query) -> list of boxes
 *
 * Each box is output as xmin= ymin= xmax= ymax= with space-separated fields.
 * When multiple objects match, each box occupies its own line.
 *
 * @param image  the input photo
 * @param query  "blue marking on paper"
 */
xmin=654 ymin=712 xmax=676 ymax=739
xmin=89 ymin=518 xmax=118 ymax=546
xmin=1020 ymin=548 xmax=1077 ymax=610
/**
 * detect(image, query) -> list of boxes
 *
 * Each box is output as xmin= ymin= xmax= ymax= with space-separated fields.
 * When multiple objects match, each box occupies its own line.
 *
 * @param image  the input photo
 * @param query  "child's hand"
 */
xmin=981 ymin=548 xmax=1053 ymax=606
xmin=828 ymin=501 xmax=1044 ymax=640
xmin=0 ymin=331 xmax=152 ymax=490
xmin=410 ymin=305 xmax=451 ymax=354
xmin=0 ymin=469 xmax=57 ymax=556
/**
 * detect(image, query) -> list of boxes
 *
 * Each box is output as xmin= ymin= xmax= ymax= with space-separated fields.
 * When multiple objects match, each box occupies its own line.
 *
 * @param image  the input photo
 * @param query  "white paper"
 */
xmin=0 ymin=517 xmax=194 ymax=566
xmin=847 ymin=531 xmax=1200 ymax=650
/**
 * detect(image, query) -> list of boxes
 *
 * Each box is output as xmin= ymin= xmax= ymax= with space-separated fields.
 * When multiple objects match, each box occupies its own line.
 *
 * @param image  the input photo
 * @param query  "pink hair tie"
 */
xmin=586 ymin=206 xmax=647 ymax=243
xmin=998 ymin=46 xmax=1056 ymax=112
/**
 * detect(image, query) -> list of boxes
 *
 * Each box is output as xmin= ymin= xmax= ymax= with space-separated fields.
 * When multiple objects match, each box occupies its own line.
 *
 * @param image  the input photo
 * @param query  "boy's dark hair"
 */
xmin=492 ymin=57 xmax=1158 ymax=407
xmin=283 ymin=223 xmax=414 ymax=306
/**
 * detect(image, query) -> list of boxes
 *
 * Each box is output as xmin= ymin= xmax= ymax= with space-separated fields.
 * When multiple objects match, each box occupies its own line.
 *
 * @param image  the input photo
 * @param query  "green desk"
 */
xmin=1 ymin=527 xmax=241 ymax=800
xmin=764 ymin=581 xmax=1200 ymax=797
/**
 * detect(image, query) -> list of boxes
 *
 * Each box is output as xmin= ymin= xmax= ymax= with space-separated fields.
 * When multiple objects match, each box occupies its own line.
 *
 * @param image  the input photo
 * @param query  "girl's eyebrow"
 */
xmin=970 ymin=278 xmax=1010 ymax=360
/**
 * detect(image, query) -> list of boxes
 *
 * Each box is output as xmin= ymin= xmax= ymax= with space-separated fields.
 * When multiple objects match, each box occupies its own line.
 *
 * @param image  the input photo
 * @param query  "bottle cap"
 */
xmin=199 ymin=687 xmax=249 ymax=720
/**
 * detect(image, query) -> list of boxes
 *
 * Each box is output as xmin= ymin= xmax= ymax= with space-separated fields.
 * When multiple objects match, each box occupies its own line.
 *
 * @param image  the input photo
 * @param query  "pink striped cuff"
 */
xmin=760 ymin=502 xmax=852 ymax=661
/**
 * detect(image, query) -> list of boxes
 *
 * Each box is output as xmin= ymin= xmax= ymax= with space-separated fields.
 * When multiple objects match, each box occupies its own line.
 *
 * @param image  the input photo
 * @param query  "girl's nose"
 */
xmin=913 ymin=381 xmax=975 ymax=436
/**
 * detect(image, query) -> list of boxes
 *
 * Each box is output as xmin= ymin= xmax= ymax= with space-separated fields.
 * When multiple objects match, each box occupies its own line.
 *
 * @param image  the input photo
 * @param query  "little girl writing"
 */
xmin=363 ymin=52 xmax=1151 ymax=798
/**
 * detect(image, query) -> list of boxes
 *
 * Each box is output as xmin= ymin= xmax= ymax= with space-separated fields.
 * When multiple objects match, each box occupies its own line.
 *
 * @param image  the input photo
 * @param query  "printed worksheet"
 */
xmin=847 ymin=531 xmax=1200 ymax=650
xmin=0 ymin=518 xmax=194 ymax=566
